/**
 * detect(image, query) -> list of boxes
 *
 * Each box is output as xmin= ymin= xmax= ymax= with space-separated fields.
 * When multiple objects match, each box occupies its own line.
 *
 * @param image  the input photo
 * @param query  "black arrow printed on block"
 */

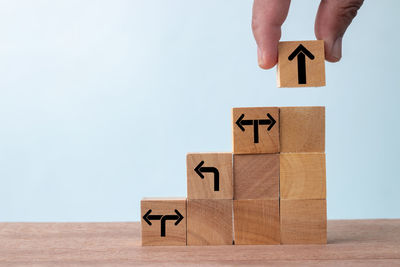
xmin=236 ymin=113 xmax=276 ymax=143
xmin=288 ymin=44 xmax=315 ymax=84
xmin=194 ymin=161 xmax=219 ymax=191
xmin=143 ymin=209 xmax=184 ymax=237
xmin=142 ymin=209 xmax=162 ymax=225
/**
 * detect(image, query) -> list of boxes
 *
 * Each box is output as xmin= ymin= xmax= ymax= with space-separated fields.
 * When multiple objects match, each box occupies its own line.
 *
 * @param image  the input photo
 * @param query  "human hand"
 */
xmin=252 ymin=0 xmax=364 ymax=69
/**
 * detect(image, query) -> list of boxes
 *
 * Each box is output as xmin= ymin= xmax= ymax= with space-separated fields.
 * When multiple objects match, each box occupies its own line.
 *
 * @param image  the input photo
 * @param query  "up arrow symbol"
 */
xmin=288 ymin=44 xmax=315 ymax=84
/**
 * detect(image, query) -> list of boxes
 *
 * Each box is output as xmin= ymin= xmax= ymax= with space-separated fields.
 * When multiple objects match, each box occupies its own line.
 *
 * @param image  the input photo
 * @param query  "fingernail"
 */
xmin=257 ymin=47 xmax=264 ymax=67
xmin=331 ymin=37 xmax=343 ymax=61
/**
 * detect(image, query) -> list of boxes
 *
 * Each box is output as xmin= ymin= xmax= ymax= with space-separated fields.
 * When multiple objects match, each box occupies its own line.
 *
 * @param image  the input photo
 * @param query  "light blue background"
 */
xmin=0 ymin=1 xmax=399 ymax=222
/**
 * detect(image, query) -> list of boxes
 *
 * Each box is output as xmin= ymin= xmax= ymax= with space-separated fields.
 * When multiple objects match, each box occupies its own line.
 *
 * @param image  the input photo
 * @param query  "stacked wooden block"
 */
xmin=141 ymin=40 xmax=327 ymax=246
xmin=141 ymin=106 xmax=326 ymax=246
xmin=277 ymin=107 xmax=327 ymax=244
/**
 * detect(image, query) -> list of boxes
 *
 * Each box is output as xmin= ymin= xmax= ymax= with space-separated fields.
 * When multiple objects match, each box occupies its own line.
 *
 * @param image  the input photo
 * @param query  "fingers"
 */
xmin=252 ymin=0 xmax=291 ymax=69
xmin=315 ymin=0 xmax=364 ymax=62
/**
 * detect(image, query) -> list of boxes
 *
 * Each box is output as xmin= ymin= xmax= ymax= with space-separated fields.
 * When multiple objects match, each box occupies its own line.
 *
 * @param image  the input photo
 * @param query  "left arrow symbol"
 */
xmin=194 ymin=161 xmax=220 ymax=191
xmin=143 ymin=209 xmax=162 ymax=226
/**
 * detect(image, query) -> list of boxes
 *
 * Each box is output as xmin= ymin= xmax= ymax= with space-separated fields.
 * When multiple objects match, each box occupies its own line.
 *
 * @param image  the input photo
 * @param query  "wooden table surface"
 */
xmin=1 ymin=219 xmax=399 ymax=266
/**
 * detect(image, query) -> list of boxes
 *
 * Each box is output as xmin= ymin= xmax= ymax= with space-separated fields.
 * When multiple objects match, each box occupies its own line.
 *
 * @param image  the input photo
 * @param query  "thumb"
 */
xmin=315 ymin=0 xmax=364 ymax=62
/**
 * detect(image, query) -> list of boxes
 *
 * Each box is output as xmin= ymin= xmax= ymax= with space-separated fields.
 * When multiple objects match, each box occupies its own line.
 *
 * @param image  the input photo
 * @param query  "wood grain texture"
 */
xmin=233 ymin=154 xmax=279 ymax=200
xmin=0 ymin=220 xmax=399 ymax=265
xmin=187 ymin=153 xmax=233 ymax=199
xmin=277 ymin=40 xmax=326 ymax=88
xmin=187 ymin=199 xmax=233 ymax=246
xmin=280 ymin=153 xmax=326 ymax=200
xmin=234 ymin=199 xmax=280 ymax=245
xmin=281 ymin=199 xmax=327 ymax=244
xmin=232 ymin=107 xmax=279 ymax=154
xmin=141 ymin=198 xmax=186 ymax=246
xmin=280 ymin=106 xmax=325 ymax=152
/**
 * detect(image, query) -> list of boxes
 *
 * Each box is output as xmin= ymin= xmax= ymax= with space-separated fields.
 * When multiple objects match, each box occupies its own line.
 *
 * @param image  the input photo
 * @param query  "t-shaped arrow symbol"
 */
xmin=236 ymin=113 xmax=276 ymax=143
xmin=143 ymin=209 xmax=184 ymax=237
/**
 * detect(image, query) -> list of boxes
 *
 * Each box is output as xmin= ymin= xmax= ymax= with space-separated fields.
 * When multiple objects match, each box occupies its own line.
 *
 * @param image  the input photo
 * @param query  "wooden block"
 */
xmin=280 ymin=153 xmax=326 ymax=200
xmin=141 ymin=197 xmax=186 ymax=246
xmin=187 ymin=199 xmax=233 ymax=245
xmin=187 ymin=153 xmax=233 ymax=199
xmin=277 ymin=40 xmax=326 ymax=87
xmin=233 ymin=154 xmax=279 ymax=200
xmin=280 ymin=199 xmax=327 ymax=244
xmin=232 ymin=107 xmax=279 ymax=154
xmin=280 ymin=106 xmax=325 ymax=152
xmin=233 ymin=200 xmax=280 ymax=245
